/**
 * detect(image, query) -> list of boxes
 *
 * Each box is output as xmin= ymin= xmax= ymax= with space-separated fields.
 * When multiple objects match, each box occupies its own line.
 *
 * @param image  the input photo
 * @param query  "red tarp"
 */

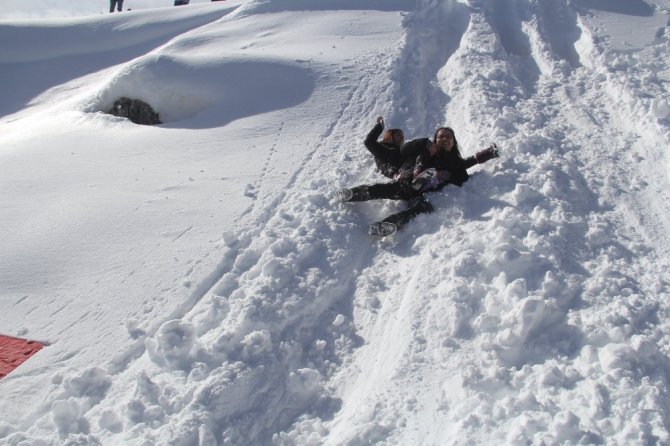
xmin=0 ymin=334 xmax=44 ymax=379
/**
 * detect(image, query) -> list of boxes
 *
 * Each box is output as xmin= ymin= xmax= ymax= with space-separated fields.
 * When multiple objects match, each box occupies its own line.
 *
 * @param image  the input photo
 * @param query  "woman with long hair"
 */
xmin=364 ymin=116 xmax=412 ymax=180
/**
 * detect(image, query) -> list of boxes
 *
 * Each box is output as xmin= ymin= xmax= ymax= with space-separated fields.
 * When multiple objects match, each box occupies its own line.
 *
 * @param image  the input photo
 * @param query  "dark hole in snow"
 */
xmin=107 ymin=97 xmax=161 ymax=125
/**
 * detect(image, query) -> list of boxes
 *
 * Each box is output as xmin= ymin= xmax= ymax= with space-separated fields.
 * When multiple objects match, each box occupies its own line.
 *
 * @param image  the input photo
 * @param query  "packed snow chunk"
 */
xmin=500 ymin=297 xmax=548 ymax=344
xmin=631 ymin=334 xmax=660 ymax=360
xmin=240 ymin=330 xmax=273 ymax=362
xmin=188 ymin=362 xmax=211 ymax=383
xmin=451 ymin=249 xmax=480 ymax=277
xmin=287 ymin=368 xmax=325 ymax=406
xmin=261 ymin=257 xmax=296 ymax=288
xmin=651 ymin=98 xmax=670 ymax=119
xmin=125 ymin=398 xmax=165 ymax=427
xmin=146 ymin=320 xmax=197 ymax=370
xmin=84 ymin=54 xmax=315 ymax=127
xmin=98 ymin=409 xmax=123 ymax=433
xmin=273 ymin=417 xmax=328 ymax=446
xmin=52 ymin=398 xmax=90 ymax=437
xmin=598 ymin=343 xmax=638 ymax=373
xmin=270 ymin=238 xmax=297 ymax=257
xmin=333 ymin=314 xmax=346 ymax=327
xmin=551 ymin=410 xmax=588 ymax=443
xmin=135 ymin=371 xmax=161 ymax=403
xmin=62 ymin=367 xmax=112 ymax=405
xmin=125 ymin=372 xmax=171 ymax=427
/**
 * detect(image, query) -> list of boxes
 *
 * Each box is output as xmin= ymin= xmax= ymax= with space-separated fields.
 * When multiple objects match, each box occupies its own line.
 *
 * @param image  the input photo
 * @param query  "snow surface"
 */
xmin=1 ymin=0 xmax=670 ymax=444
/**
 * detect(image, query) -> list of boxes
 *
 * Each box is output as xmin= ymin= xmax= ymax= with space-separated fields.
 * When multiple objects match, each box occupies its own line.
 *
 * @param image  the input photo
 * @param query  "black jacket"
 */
xmin=401 ymin=138 xmax=477 ymax=188
xmin=364 ymin=123 xmax=411 ymax=179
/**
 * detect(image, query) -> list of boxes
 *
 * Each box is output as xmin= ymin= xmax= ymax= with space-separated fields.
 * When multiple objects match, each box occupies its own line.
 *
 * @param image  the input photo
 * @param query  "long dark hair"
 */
xmin=433 ymin=127 xmax=462 ymax=157
xmin=381 ymin=129 xmax=404 ymax=148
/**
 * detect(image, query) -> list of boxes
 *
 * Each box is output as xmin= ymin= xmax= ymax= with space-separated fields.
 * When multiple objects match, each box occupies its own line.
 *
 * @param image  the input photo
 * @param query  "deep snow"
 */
xmin=1 ymin=0 xmax=670 ymax=444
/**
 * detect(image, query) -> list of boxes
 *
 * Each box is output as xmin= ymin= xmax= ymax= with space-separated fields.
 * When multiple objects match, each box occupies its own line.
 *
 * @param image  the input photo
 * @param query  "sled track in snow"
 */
xmin=97 ymin=31 xmax=410 ymax=441
xmin=324 ymin=1 xmax=670 ymax=443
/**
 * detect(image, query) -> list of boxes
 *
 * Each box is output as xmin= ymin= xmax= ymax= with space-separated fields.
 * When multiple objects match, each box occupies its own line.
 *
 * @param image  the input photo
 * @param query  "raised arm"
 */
xmin=363 ymin=117 xmax=386 ymax=158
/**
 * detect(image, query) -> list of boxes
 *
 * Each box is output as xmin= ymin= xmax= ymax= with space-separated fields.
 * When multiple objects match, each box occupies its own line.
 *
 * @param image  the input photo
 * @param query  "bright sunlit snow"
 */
xmin=1 ymin=0 xmax=670 ymax=444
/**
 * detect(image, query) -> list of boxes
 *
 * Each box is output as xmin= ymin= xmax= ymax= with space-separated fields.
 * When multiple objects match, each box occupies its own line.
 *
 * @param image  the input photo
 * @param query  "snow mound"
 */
xmin=84 ymin=54 xmax=315 ymax=127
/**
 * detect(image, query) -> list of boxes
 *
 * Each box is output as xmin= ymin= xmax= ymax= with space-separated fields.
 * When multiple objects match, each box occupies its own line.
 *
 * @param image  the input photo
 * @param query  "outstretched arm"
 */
xmin=464 ymin=144 xmax=500 ymax=170
xmin=463 ymin=156 xmax=478 ymax=169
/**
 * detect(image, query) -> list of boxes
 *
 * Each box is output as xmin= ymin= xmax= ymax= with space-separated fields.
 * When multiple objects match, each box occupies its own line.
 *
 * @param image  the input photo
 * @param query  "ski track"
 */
xmin=327 ymin=0 xmax=670 ymax=444
xmin=38 ymin=11 xmax=409 ymax=445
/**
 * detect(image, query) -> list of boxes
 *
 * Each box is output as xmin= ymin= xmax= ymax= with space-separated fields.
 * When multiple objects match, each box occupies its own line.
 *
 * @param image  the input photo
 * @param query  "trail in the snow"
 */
xmin=391 ymin=0 xmax=469 ymax=138
xmin=326 ymin=0 xmax=670 ymax=444
xmin=324 ymin=0 xmax=491 ymax=442
xmin=56 ymin=10 xmax=410 ymax=446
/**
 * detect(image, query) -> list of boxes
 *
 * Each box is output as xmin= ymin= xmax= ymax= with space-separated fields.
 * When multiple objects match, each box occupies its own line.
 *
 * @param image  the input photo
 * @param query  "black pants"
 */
xmin=350 ymin=182 xmax=434 ymax=229
xmin=349 ymin=181 xmax=417 ymax=201
xmin=109 ymin=0 xmax=123 ymax=12
xmin=382 ymin=195 xmax=433 ymax=228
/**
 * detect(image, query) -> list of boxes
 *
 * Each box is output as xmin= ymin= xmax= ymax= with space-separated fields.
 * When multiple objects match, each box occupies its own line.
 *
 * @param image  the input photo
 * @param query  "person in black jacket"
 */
xmin=336 ymin=126 xmax=499 ymax=236
xmin=364 ymin=116 xmax=411 ymax=179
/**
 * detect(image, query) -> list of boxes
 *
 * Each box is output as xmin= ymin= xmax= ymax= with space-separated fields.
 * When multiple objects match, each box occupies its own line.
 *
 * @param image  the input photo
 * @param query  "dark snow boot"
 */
xmin=475 ymin=143 xmax=499 ymax=164
xmin=335 ymin=188 xmax=353 ymax=202
xmin=368 ymin=221 xmax=397 ymax=237
xmin=375 ymin=196 xmax=433 ymax=233
xmin=335 ymin=186 xmax=370 ymax=202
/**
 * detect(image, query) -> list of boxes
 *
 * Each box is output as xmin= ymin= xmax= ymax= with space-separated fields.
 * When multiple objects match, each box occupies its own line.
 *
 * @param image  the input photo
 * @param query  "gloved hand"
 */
xmin=475 ymin=143 xmax=499 ymax=164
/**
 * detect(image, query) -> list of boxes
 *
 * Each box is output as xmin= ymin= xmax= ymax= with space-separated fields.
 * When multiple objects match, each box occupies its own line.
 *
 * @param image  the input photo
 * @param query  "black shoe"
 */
xmin=337 ymin=186 xmax=371 ymax=202
xmin=368 ymin=222 xmax=397 ymax=237
xmin=335 ymin=188 xmax=353 ymax=202
xmin=489 ymin=143 xmax=500 ymax=158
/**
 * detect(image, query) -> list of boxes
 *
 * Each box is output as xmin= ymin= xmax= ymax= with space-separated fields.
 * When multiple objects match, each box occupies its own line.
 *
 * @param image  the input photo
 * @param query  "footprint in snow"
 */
xmin=244 ymin=184 xmax=257 ymax=198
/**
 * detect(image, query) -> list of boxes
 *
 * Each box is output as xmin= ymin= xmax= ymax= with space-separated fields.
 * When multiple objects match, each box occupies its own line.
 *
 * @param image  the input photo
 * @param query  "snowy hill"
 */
xmin=1 ymin=0 xmax=670 ymax=444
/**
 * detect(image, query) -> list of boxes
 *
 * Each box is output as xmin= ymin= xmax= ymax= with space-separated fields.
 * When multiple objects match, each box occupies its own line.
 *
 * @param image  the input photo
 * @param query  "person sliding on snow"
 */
xmin=336 ymin=126 xmax=499 ymax=236
xmin=364 ymin=116 xmax=413 ymax=180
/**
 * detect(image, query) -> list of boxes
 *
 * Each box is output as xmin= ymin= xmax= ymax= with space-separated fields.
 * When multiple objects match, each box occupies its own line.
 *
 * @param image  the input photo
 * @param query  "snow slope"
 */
xmin=1 ymin=0 xmax=670 ymax=444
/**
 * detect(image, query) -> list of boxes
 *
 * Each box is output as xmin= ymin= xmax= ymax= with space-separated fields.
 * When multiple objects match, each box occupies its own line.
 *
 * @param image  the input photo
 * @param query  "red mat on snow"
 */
xmin=0 ymin=335 xmax=44 ymax=379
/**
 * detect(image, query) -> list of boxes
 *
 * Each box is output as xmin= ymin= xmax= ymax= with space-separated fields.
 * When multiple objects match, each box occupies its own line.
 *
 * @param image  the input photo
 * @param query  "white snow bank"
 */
xmin=84 ymin=55 xmax=315 ymax=126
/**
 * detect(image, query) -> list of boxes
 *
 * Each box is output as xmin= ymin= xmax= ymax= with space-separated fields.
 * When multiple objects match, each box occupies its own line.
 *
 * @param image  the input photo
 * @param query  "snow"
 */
xmin=1 ymin=0 xmax=670 ymax=444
